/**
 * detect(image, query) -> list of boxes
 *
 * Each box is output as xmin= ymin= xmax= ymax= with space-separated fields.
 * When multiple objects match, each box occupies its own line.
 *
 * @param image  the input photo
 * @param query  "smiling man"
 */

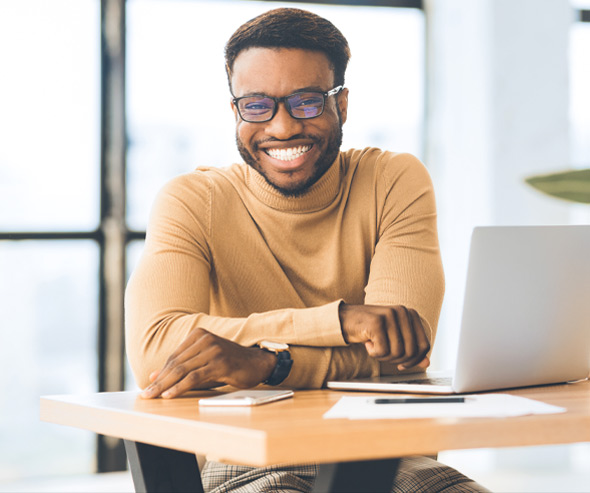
xmin=125 ymin=8 xmax=488 ymax=493
xmin=231 ymin=48 xmax=346 ymax=196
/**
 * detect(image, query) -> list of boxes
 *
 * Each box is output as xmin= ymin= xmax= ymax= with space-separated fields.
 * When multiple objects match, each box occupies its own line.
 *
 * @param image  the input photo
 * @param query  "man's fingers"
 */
xmin=393 ymin=307 xmax=414 ymax=358
xmin=363 ymin=313 xmax=392 ymax=358
xmin=411 ymin=308 xmax=430 ymax=354
xmin=341 ymin=304 xmax=430 ymax=366
xmin=141 ymin=328 xmax=266 ymax=399
xmin=143 ymin=355 xmax=191 ymax=398
xmin=416 ymin=356 xmax=430 ymax=369
xmin=142 ymin=365 xmax=187 ymax=398
xmin=370 ymin=307 xmax=411 ymax=362
xmin=141 ymin=328 xmax=210 ymax=398
xmin=142 ymin=350 xmax=210 ymax=399
xmin=163 ymin=328 xmax=208 ymax=366
xmin=160 ymin=361 xmax=216 ymax=398
xmin=397 ymin=308 xmax=430 ymax=369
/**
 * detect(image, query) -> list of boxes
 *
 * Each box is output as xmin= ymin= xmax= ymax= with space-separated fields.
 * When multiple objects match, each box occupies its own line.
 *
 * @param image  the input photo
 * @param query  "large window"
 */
xmin=570 ymin=4 xmax=590 ymax=167
xmin=126 ymin=0 xmax=425 ymax=231
xmin=0 ymin=242 xmax=99 ymax=479
xmin=0 ymin=0 xmax=100 ymax=480
xmin=2 ymin=0 xmax=589 ymax=487
xmin=569 ymin=1 xmax=590 ymax=222
xmin=0 ymin=2 xmax=101 ymax=231
xmin=0 ymin=0 xmax=424 ymax=483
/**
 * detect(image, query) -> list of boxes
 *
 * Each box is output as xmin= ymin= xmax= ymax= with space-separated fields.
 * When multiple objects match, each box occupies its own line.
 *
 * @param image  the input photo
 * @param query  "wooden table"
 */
xmin=40 ymin=381 xmax=590 ymax=492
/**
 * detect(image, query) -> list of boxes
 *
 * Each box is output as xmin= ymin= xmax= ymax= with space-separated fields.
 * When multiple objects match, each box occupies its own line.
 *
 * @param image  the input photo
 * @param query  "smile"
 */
xmin=265 ymin=145 xmax=312 ymax=162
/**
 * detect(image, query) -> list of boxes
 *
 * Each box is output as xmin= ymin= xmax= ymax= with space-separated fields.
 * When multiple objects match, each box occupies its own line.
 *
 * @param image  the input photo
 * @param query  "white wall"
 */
xmin=425 ymin=0 xmax=587 ymax=480
xmin=425 ymin=0 xmax=575 ymax=369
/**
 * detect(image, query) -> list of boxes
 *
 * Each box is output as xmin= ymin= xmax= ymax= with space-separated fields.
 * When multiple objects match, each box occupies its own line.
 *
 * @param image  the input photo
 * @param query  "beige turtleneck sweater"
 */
xmin=125 ymin=147 xmax=445 ymax=390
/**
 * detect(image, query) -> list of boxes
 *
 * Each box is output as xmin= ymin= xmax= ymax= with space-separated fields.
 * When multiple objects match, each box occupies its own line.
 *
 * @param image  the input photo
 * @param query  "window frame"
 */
xmin=2 ymin=0 xmax=588 ymax=476
xmin=0 ymin=0 xmax=427 ymax=474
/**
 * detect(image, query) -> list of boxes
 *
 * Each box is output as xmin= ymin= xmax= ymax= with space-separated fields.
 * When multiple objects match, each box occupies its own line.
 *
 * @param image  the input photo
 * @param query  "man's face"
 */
xmin=230 ymin=47 xmax=349 ymax=196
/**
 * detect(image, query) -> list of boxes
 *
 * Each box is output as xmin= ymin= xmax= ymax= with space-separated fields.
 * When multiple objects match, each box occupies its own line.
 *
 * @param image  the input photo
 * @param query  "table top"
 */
xmin=40 ymin=381 xmax=590 ymax=467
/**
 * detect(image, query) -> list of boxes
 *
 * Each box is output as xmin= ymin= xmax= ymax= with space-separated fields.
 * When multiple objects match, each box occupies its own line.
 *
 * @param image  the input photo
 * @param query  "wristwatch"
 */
xmin=258 ymin=341 xmax=293 ymax=386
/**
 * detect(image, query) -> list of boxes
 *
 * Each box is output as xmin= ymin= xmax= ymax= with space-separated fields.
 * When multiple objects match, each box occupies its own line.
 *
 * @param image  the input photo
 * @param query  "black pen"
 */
xmin=373 ymin=397 xmax=466 ymax=404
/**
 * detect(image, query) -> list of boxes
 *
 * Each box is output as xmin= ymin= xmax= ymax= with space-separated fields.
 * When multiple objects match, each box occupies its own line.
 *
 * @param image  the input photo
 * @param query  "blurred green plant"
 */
xmin=525 ymin=168 xmax=590 ymax=204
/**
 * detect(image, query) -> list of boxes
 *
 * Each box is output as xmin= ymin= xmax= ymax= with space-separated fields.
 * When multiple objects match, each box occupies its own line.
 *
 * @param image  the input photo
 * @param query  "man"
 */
xmin=125 ymin=7 xmax=488 ymax=493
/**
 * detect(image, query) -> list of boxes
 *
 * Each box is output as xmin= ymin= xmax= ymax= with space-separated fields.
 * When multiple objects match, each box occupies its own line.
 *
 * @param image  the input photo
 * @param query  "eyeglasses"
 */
xmin=232 ymin=85 xmax=344 ymax=123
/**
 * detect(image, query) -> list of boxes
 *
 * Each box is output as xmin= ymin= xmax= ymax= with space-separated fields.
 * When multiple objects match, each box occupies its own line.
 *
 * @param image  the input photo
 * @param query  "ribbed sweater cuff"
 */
xmin=292 ymin=300 xmax=347 ymax=347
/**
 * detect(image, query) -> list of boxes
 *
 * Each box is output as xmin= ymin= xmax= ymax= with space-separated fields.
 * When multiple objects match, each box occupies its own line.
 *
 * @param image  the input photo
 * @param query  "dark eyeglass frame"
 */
xmin=232 ymin=85 xmax=344 ymax=123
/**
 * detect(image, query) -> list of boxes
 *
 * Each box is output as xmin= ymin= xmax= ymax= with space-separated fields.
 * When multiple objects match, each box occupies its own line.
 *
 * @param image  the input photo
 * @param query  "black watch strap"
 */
xmin=262 ymin=350 xmax=293 ymax=386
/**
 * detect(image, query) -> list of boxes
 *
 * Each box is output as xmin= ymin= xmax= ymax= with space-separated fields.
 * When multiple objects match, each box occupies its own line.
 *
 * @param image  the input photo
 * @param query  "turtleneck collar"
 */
xmin=245 ymin=153 xmax=343 ymax=213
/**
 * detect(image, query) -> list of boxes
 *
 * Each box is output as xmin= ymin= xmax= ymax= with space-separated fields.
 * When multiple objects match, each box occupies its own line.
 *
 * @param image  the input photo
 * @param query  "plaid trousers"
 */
xmin=201 ymin=456 xmax=491 ymax=493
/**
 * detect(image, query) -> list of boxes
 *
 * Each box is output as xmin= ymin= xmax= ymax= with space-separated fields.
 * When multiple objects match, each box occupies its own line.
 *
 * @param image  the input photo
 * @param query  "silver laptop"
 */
xmin=328 ymin=226 xmax=590 ymax=394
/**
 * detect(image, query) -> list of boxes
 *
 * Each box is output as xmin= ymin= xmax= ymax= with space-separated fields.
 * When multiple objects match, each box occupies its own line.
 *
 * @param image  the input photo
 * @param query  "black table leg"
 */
xmin=312 ymin=458 xmax=400 ymax=493
xmin=124 ymin=440 xmax=204 ymax=493
xmin=124 ymin=439 xmax=399 ymax=493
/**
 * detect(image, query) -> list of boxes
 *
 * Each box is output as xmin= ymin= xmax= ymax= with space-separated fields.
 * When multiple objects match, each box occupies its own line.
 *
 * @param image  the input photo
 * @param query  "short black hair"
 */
xmin=224 ymin=8 xmax=351 ymax=88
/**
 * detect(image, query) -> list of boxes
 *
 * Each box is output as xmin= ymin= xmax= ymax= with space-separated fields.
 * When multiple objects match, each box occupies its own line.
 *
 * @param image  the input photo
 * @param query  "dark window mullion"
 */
xmin=0 ymin=231 xmax=102 ymax=241
xmin=97 ymin=0 xmax=128 ymax=473
xmin=256 ymin=0 xmax=423 ymax=7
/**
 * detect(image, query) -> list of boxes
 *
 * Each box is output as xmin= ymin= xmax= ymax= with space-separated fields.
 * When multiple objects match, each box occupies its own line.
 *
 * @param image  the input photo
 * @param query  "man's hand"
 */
xmin=141 ymin=328 xmax=276 ymax=399
xmin=339 ymin=304 xmax=430 ymax=370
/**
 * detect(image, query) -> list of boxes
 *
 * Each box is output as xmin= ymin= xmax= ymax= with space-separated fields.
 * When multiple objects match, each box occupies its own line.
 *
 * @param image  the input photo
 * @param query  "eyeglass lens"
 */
xmin=238 ymin=92 xmax=325 ymax=122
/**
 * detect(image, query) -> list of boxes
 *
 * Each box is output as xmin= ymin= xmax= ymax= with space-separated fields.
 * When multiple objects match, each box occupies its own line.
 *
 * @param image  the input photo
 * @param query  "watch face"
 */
xmin=260 ymin=340 xmax=289 ymax=352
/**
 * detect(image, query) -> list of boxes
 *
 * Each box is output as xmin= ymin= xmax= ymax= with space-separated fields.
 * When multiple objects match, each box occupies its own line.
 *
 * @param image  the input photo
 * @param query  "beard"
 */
xmin=236 ymin=120 xmax=344 ymax=198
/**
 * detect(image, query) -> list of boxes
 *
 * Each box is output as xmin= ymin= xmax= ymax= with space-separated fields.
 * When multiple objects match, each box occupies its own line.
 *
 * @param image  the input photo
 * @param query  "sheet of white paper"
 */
xmin=323 ymin=394 xmax=566 ymax=420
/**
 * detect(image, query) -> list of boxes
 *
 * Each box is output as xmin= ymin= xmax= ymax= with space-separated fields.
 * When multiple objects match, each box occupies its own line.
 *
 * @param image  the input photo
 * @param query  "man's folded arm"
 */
xmin=125 ymin=255 xmax=348 ymax=389
xmin=125 ymin=176 xmax=350 ymax=389
xmin=363 ymin=152 xmax=445 ymax=357
xmin=279 ymin=342 xmax=433 ymax=390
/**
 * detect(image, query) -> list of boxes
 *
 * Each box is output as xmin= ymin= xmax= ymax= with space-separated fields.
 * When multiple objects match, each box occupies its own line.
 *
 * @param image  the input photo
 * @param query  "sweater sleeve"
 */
xmin=270 ymin=153 xmax=445 ymax=389
xmin=365 ymin=152 xmax=445 ymax=348
xmin=125 ymin=173 xmax=346 ymax=389
xmin=126 ymin=152 xmax=445 ymax=390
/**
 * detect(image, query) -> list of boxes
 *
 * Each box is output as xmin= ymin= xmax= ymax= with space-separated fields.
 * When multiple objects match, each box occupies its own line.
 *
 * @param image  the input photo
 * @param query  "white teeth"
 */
xmin=266 ymin=145 xmax=311 ymax=161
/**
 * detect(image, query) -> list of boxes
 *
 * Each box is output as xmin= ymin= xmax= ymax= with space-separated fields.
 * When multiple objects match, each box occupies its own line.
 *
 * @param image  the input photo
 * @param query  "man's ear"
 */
xmin=338 ymin=87 xmax=349 ymax=124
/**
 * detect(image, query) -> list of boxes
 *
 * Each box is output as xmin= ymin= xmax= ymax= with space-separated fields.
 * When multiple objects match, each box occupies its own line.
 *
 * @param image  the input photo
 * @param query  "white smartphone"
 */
xmin=198 ymin=389 xmax=294 ymax=407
